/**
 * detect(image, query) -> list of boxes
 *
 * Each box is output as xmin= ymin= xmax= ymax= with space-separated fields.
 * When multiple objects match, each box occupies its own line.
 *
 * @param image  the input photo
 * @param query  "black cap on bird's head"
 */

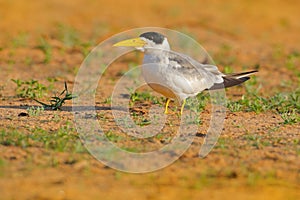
xmin=139 ymin=32 xmax=165 ymax=45
xmin=113 ymin=31 xmax=170 ymax=51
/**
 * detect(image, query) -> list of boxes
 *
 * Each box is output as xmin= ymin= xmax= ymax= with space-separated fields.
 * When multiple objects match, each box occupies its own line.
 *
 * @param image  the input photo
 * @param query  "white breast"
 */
xmin=142 ymin=54 xmax=188 ymax=100
xmin=142 ymin=54 xmax=168 ymax=88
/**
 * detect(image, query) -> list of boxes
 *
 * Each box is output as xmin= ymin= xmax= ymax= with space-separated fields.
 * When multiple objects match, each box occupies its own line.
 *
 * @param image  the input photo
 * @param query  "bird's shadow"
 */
xmin=0 ymin=105 xmax=126 ymax=112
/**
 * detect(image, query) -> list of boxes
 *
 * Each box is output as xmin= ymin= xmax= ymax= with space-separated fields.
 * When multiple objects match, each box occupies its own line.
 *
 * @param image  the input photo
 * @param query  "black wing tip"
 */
xmin=248 ymin=70 xmax=258 ymax=73
xmin=226 ymin=70 xmax=258 ymax=78
xmin=208 ymin=69 xmax=257 ymax=90
xmin=245 ymin=70 xmax=258 ymax=75
xmin=239 ymin=76 xmax=250 ymax=82
xmin=208 ymin=75 xmax=252 ymax=90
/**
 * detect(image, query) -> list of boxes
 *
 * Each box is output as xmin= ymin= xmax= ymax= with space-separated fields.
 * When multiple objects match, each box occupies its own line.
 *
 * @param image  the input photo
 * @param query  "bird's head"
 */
xmin=113 ymin=32 xmax=170 ymax=52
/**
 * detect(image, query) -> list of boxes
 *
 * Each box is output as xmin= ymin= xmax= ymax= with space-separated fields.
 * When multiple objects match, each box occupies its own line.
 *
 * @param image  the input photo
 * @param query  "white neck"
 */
xmin=143 ymin=38 xmax=170 ymax=63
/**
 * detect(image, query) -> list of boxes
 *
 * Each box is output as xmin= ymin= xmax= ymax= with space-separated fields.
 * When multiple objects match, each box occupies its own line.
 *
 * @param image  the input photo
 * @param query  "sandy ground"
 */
xmin=0 ymin=0 xmax=299 ymax=199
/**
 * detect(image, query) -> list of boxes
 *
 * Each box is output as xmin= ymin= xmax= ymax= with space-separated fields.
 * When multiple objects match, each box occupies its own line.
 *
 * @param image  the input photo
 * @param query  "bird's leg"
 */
xmin=180 ymin=99 xmax=186 ymax=115
xmin=164 ymin=98 xmax=171 ymax=114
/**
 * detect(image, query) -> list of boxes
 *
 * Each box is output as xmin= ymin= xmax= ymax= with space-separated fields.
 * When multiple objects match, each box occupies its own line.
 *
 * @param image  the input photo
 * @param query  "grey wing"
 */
xmin=165 ymin=50 xmax=224 ymax=95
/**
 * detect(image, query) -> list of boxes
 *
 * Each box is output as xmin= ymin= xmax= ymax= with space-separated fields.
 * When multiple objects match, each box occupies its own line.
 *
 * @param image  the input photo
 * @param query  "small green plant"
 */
xmin=280 ymin=109 xmax=299 ymax=124
xmin=27 ymin=106 xmax=44 ymax=116
xmin=214 ymin=43 xmax=236 ymax=66
xmin=183 ymin=114 xmax=202 ymax=125
xmin=0 ymin=84 xmax=4 ymax=97
xmin=24 ymin=56 xmax=33 ymax=66
xmin=223 ymin=66 xmax=234 ymax=74
xmin=242 ymin=134 xmax=271 ymax=149
xmin=11 ymin=32 xmax=29 ymax=48
xmin=0 ymin=158 xmax=5 ymax=167
xmin=121 ymin=146 xmax=139 ymax=153
xmin=34 ymin=82 xmax=76 ymax=110
xmin=227 ymin=101 xmax=243 ymax=112
xmin=105 ymin=130 xmax=124 ymax=142
xmin=0 ymin=158 xmax=5 ymax=177
xmin=37 ymin=37 xmax=52 ymax=63
xmin=286 ymin=51 xmax=299 ymax=70
xmin=272 ymin=44 xmax=284 ymax=59
xmin=247 ymin=172 xmax=261 ymax=186
xmin=7 ymin=50 xmax=16 ymax=65
xmin=103 ymin=96 xmax=112 ymax=104
xmin=56 ymin=23 xmax=80 ymax=48
xmin=46 ymin=77 xmax=58 ymax=91
xmin=215 ymin=137 xmax=230 ymax=149
xmin=12 ymin=79 xmax=47 ymax=98
xmin=80 ymin=42 xmax=94 ymax=57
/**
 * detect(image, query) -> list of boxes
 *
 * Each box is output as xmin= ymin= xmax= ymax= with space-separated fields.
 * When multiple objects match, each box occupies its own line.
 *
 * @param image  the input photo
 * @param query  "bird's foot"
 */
xmin=164 ymin=98 xmax=171 ymax=114
xmin=180 ymin=99 xmax=186 ymax=115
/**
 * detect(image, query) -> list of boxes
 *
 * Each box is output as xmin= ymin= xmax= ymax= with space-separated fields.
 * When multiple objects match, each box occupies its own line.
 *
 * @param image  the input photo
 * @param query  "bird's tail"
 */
xmin=208 ymin=70 xmax=258 ymax=90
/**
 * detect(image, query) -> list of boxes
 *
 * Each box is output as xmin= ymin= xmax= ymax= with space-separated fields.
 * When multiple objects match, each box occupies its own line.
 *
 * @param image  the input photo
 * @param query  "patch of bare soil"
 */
xmin=0 ymin=0 xmax=299 ymax=199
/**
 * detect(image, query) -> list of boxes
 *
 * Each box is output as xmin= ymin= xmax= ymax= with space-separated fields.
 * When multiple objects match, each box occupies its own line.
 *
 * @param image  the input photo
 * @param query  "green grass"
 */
xmin=242 ymin=134 xmax=271 ymax=149
xmin=27 ymin=106 xmax=44 ymax=116
xmin=0 ymin=84 xmax=4 ymax=97
xmin=272 ymin=44 xmax=284 ymax=59
xmin=215 ymin=137 xmax=237 ymax=150
xmin=11 ymin=79 xmax=47 ymax=98
xmin=286 ymin=51 xmax=299 ymax=71
xmin=0 ymin=123 xmax=86 ymax=153
xmin=129 ymin=89 xmax=209 ymax=112
xmin=223 ymin=65 xmax=234 ymax=74
xmin=121 ymin=146 xmax=140 ymax=153
xmin=11 ymin=32 xmax=29 ymax=48
xmin=214 ymin=43 xmax=237 ymax=66
xmin=55 ymin=23 xmax=95 ymax=56
xmin=24 ymin=56 xmax=33 ymax=66
xmin=0 ymin=158 xmax=5 ymax=167
xmin=105 ymin=130 xmax=125 ymax=142
xmin=0 ymin=158 xmax=5 ymax=177
xmin=103 ymin=96 xmax=112 ymax=104
xmin=129 ymin=89 xmax=163 ymax=107
xmin=186 ymin=93 xmax=210 ymax=113
xmin=280 ymin=109 xmax=299 ymax=124
xmin=123 ymin=77 xmax=299 ymax=125
xmin=125 ymin=83 xmax=299 ymax=126
xmin=56 ymin=23 xmax=80 ymax=48
xmin=227 ymin=89 xmax=300 ymax=124
xmin=79 ymin=41 xmax=94 ymax=57
xmin=37 ymin=37 xmax=52 ymax=63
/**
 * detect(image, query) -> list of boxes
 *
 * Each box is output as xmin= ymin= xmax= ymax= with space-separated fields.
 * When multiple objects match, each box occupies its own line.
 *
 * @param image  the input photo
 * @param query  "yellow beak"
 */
xmin=113 ymin=37 xmax=147 ymax=47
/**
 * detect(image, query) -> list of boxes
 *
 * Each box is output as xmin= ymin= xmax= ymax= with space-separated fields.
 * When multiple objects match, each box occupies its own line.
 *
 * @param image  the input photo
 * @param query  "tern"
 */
xmin=114 ymin=32 xmax=257 ymax=114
